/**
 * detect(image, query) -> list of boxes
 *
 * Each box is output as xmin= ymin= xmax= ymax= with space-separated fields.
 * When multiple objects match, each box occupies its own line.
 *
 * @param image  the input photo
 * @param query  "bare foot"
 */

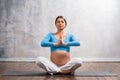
xmin=59 ymin=70 xmax=74 ymax=75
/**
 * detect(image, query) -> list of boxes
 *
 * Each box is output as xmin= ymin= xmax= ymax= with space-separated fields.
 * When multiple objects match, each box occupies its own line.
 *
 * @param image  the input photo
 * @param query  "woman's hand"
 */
xmin=54 ymin=33 xmax=67 ymax=46
xmin=54 ymin=40 xmax=67 ymax=46
xmin=60 ymin=33 xmax=67 ymax=46
xmin=54 ymin=39 xmax=61 ymax=46
xmin=61 ymin=39 xmax=67 ymax=46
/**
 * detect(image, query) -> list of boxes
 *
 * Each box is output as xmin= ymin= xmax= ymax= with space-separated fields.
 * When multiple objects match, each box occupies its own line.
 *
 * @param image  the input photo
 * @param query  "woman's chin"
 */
xmin=59 ymin=28 xmax=65 ymax=30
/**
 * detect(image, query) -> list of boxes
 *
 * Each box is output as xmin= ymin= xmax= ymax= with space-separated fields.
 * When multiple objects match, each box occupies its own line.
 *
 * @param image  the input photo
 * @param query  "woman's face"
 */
xmin=55 ymin=18 xmax=66 ymax=30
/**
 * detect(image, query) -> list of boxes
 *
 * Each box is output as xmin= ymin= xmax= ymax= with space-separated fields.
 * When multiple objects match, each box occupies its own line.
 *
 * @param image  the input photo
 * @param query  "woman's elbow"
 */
xmin=77 ymin=41 xmax=80 ymax=46
xmin=40 ymin=42 xmax=45 ymax=47
xmin=77 ymin=43 xmax=80 ymax=46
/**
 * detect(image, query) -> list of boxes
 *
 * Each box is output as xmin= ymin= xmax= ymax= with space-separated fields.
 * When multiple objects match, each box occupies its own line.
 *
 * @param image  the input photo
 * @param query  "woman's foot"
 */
xmin=59 ymin=70 xmax=74 ymax=75
xmin=59 ymin=64 xmax=81 ymax=75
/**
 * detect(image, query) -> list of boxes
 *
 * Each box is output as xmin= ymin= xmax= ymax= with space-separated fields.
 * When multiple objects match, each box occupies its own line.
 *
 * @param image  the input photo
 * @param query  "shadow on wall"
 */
xmin=0 ymin=48 xmax=6 ymax=58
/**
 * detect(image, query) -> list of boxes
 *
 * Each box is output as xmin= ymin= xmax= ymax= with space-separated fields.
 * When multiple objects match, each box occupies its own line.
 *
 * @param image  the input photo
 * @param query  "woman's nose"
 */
xmin=59 ymin=22 xmax=62 ymax=24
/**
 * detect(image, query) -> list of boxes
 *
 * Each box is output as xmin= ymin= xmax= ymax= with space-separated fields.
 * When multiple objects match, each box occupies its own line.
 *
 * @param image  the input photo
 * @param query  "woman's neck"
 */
xmin=56 ymin=30 xmax=66 ymax=35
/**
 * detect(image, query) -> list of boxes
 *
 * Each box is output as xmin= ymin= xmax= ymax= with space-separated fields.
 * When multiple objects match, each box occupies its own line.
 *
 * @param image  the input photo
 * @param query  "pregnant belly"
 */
xmin=50 ymin=50 xmax=71 ymax=66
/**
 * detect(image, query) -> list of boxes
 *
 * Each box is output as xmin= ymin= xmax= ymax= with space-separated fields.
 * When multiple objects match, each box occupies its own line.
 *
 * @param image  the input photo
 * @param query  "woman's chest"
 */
xmin=50 ymin=35 xmax=70 ymax=42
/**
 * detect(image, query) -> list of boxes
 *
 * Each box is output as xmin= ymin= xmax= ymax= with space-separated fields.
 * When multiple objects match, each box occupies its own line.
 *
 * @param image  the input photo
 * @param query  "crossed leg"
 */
xmin=59 ymin=58 xmax=83 ymax=74
xmin=36 ymin=57 xmax=82 ymax=75
xmin=36 ymin=57 xmax=60 ymax=74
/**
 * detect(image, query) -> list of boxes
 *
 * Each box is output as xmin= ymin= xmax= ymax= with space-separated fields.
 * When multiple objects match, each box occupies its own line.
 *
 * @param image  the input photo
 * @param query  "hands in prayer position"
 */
xmin=54 ymin=33 xmax=67 ymax=46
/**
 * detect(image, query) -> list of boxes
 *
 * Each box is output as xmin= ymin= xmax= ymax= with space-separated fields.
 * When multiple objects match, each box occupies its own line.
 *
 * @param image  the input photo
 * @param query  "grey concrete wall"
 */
xmin=0 ymin=0 xmax=120 ymax=61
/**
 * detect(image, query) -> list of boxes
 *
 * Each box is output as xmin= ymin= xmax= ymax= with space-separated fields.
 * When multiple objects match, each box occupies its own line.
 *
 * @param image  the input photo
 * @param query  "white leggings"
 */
xmin=36 ymin=57 xmax=82 ymax=74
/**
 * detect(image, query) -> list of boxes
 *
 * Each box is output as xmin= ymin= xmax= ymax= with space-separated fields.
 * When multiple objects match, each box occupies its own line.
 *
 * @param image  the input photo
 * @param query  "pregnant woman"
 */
xmin=36 ymin=16 xmax=82 ymax=75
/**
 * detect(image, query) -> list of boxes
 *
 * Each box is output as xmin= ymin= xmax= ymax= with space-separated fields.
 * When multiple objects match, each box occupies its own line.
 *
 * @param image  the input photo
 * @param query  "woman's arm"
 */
xmin=41 ymin=33 xmax=54 ymax=47
xmin=67 ymin=34 xmax=80 ymax=46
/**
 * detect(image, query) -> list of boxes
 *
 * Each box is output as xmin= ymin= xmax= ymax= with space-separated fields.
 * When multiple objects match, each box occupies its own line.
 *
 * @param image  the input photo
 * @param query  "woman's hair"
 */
xmin=55 ymin=16 xmax=67 ymax=25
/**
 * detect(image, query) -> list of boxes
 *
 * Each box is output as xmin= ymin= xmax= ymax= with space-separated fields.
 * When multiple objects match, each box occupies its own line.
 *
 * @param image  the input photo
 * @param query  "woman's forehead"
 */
xmin=57 ymin=18 xmax=64 ymax=21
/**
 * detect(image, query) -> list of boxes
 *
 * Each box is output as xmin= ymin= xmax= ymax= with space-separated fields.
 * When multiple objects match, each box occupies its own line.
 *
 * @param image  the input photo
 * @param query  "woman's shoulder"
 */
xmin=46 ymin=32 xmax=54 ymax=35
xmin=67 ymin=33 xmax=75 ymax=36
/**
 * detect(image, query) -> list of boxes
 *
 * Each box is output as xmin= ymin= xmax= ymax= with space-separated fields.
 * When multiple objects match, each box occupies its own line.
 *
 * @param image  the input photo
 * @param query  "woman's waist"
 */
xmin=51 ymin=50 xmax=70 ymax=58
xmin=51 ymin=47 xmax=70 ymax=52
xmin=51 ymin=50 xmax=69 ymax=54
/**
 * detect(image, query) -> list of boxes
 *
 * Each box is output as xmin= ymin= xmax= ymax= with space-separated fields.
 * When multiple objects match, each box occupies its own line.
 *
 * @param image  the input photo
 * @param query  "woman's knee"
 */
xmin=36 ymin=57 xmax=49 ymax=64
xmin=71 ymin=58 xmax=83 ymax=64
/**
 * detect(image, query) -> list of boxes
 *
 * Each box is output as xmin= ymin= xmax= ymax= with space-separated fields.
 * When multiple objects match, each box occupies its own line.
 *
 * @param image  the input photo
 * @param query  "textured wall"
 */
xmin=0 ymin=0 xmax=120 ymax=61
